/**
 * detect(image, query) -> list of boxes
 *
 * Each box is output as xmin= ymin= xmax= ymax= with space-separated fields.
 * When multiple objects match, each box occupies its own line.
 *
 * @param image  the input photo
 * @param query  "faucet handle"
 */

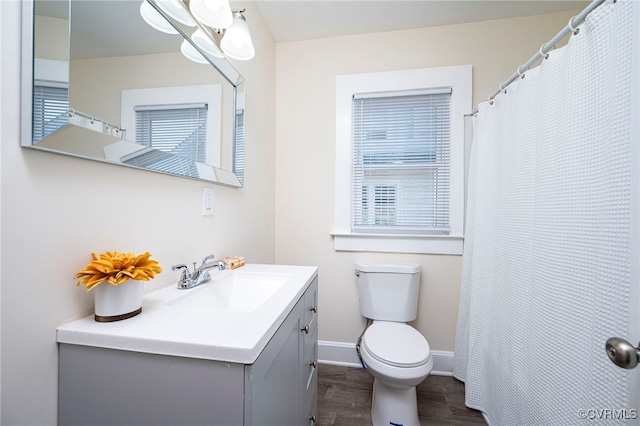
xmin=171 ymin=263 xmax=190 ymax=271
xmin=172 ymin=264 xmax=193 ymax=289
xmin=201 ymin=254 xmax=216 ymax=266
xmin=171 ymin=264 xmax=191 ymax=277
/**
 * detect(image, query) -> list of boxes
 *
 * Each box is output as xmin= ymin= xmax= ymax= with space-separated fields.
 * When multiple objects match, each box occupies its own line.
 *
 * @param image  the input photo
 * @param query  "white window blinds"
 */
xmin=135 ymin=103 xmax=207 ymax=163
xmin=352 ymin=88 xmax=452 ymax=235
xmin=234 ymin=109 xmax=245 ymax=185
xmin=33 ymin=82 xmax=69 ymax=142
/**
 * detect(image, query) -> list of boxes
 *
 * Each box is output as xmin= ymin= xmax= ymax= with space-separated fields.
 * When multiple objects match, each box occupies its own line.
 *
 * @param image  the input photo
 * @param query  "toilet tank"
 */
xmin=355 ymin=262 xmax=421 ymax=322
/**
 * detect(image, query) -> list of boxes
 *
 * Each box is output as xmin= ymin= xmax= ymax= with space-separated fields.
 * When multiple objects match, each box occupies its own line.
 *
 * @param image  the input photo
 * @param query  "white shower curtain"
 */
xmin=454 ymin=1 xmax=636 ymax=425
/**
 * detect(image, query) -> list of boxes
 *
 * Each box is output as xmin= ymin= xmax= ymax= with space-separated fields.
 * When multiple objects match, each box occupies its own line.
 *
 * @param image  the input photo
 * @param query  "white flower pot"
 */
xmin=93 ymin=279 xmax=143 ymax=322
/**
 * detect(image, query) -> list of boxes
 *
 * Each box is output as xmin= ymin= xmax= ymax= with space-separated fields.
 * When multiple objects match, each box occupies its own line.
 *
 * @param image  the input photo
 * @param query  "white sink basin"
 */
xmin=168 ymin=271 xmax=292 ymax=312
xmin=58 ymin=264 xmax=318 ymax=363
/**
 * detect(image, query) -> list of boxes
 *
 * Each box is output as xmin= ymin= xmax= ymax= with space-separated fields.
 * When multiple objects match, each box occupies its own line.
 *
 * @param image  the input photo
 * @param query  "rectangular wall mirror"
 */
xmin=21 ymin=0 xmax=245 ymax=187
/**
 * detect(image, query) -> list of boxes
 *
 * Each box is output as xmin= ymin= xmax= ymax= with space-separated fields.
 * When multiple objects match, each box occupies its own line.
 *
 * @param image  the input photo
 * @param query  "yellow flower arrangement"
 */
xmin=74 ymin=251 xmax=162 ymax=291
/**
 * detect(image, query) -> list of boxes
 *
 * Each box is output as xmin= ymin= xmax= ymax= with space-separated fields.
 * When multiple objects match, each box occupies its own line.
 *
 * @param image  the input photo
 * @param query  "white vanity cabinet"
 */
xmin=58 ymin=274 xmax=318 ymax=426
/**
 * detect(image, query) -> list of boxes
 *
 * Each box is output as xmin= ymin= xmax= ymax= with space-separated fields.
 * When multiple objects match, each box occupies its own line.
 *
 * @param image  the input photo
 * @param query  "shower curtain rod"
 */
xmin=482 ymin=0 xmax=607 ymax=105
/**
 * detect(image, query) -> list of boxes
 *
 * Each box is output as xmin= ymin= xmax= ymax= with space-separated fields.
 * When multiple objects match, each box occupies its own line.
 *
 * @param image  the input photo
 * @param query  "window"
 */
xmin=334 ymin=66 xmax=472 ymax=255
xmin=32 ymin=81 xmax=68 ymax=142
xmin=352 ymin=89 xmax=451 ymax=234
xmin=119 ymin=103 xmax=208 ymax=177
xmin=234 ymin=108 xmax=245 ymax=185
xmin=135 ymin=103 xmax=208 ymax=163
xmin=32 ymin=58 xmax=69 ymax=143
xmin=121 ymin=85 xmax=222 ymax=169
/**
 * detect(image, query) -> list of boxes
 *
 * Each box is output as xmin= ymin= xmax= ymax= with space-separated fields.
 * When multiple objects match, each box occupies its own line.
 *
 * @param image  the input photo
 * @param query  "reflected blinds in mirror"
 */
xmin=351 ymin=88 xmax=452 ymax=235
xmin=122 ymin=149 xmax=200 ymax=178
xmin=135 ymin=103 xmax=208 ymax=163
xmin=234 ymin=109 xmax=244 ymax=185
xmin=33 ymin=81 xmax=69 ymax=142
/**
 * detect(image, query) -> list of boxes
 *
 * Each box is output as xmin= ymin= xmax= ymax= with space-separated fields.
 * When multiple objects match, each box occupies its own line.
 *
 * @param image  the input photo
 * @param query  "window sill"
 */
xmin=331 ymin=232 xmax=463 ymax=255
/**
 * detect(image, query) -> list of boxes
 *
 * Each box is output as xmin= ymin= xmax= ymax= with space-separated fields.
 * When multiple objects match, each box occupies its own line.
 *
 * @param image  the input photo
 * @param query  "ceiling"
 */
xmin=36 ymin=0 xmax=590 ymax=59
xmin=252 ymin=0 xmax=590 ymax=43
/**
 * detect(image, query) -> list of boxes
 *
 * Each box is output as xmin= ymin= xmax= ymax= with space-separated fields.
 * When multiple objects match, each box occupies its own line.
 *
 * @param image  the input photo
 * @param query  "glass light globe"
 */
xmin=140 ymin=1 xmax=178 ymax=34
xmin=220 ymin=13 xmax=255 ymax=61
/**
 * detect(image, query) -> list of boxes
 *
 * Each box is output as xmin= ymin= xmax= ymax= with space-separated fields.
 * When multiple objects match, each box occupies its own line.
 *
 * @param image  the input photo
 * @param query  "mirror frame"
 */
xmin=20 ymin=0 xmax=245 ymax=188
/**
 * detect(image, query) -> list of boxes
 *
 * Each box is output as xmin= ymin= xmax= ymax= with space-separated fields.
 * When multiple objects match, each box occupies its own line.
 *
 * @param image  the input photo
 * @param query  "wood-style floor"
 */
xmin=317 ymin=363 xmax=487 ymax=425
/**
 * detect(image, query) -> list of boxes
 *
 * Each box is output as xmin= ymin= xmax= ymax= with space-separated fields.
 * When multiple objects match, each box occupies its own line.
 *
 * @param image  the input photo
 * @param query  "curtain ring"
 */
xmin=568 ymin=15 xmax=580 ymax=35
xmin=538 ymin=43 xmax=549 ymax=60
xmin=516 ymin=66 xmax=526 ymax=79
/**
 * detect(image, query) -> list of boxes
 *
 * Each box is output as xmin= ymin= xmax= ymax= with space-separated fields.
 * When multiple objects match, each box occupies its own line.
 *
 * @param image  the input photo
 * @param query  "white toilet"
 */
xmin=355 ymin=262 xmax=433 ymax=426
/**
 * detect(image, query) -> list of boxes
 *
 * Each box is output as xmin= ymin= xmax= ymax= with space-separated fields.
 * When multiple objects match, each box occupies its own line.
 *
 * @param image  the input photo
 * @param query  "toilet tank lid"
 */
xmin=355 ymin=262 xmax=421 ymax=274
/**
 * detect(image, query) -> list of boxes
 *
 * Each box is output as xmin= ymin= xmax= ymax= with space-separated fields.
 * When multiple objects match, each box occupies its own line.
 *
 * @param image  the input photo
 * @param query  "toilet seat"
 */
xmin=363 ymin=322 xmax=431 ymax=368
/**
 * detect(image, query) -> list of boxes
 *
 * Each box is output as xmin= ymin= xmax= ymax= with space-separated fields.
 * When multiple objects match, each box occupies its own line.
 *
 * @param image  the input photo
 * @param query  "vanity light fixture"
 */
xmin=220 ymin=11 xmax=255 ymax=61
xmin=140 ymin=0 xmax=255 ymax=62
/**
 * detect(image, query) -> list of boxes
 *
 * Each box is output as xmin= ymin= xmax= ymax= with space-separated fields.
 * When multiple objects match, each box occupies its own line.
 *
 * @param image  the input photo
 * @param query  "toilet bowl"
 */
xmin=360 ymin=321 xmax=433 ymax=426
xmin=355 ymin=262 xmax=431 ymax=426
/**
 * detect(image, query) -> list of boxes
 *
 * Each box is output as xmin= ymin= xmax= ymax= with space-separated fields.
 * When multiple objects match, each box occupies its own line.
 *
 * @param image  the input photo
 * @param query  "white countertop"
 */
xmin=57 ymin=264 xmax=318 ymax=364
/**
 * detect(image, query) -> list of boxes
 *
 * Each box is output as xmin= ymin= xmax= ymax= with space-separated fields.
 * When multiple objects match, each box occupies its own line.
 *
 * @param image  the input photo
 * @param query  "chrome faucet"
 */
xmin=171 ymin=254 xmax=226 ymax=289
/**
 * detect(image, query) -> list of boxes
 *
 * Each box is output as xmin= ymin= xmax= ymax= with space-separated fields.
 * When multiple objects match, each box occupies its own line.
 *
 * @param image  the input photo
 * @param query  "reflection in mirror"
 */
xmin=32 ymin=1 xmax=69 ymax=143
xmin=23 ymin=0 xmax=245 ymax=187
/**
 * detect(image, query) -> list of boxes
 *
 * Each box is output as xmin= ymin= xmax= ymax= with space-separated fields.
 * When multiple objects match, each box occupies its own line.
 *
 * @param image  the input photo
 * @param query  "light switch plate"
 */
xmin=202 ymin=187 xmax=214 ymax=216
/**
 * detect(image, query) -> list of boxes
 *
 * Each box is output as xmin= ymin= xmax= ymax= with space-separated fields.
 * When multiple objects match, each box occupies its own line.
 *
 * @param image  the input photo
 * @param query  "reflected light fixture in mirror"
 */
xmin=190 ymin=0 xmax=233 ymax=29
xmin=156 ymin=0 xmax=195 ymax=26
xmin=140 ymin=1 xmax=179 ymax=34
xmin=180 ymin=39 xmax=209 ymax=63
xmin=140 ymin=0 xmax=255 ymax=62
xmin=192 ymin=28 xmax=224 ymax=58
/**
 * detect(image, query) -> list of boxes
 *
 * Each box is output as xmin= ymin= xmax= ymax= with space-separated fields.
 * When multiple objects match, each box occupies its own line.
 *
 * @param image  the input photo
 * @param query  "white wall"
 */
xmin=0 ymin=1 xmax=275 ymax=423
xmin=274 ymin=10 xmax=579 ymax=353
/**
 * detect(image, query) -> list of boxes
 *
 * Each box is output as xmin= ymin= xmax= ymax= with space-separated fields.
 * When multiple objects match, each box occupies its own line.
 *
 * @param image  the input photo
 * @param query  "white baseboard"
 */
xmin=318 ymin=340 xmax=454 ymax=376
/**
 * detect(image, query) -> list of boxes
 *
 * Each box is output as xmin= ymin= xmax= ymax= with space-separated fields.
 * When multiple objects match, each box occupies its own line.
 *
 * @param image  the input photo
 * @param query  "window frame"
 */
xmin=333 ymin=65 xmax=472 ymax=255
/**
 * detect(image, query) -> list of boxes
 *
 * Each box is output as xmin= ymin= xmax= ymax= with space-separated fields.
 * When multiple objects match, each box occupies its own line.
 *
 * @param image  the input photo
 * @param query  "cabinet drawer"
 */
xmin=303 ymin=329 xmax=318 ymax=390
xmin=300 ymin=337 xmax=318 ymax=426
xmin=303 ymin=320 xmax=316 ymax=350
xmin=302 ymin=371 xmax=318 ymax=426
xmin=304 ymin=277 xmax=318 ymax=327
xmin=303 ymin=315 xmax=317 ymax=353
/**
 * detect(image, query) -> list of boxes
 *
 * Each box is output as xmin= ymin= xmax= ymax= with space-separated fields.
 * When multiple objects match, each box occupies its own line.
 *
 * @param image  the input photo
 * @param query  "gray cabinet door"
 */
xmin=59 ymin=345 xmax=245 ymax=426
xmin=245 ymin=298 xmax=304 ymax=426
